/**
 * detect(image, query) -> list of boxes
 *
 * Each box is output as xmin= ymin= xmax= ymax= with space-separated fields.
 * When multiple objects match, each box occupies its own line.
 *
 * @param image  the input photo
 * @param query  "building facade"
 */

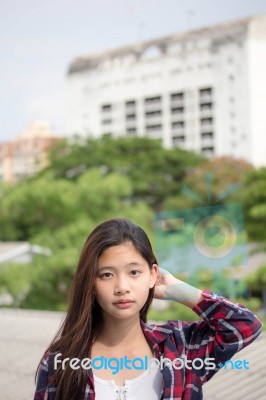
xmin=66 ymin=16 xmax=266 ymax=167
xmin=0 ymin=122 xmax=62 ymax=183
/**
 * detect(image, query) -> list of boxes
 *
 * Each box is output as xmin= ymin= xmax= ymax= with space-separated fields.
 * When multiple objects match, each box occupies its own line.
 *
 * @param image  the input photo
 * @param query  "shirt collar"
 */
xmin=140 ymin=319 xmax=168 ymax=347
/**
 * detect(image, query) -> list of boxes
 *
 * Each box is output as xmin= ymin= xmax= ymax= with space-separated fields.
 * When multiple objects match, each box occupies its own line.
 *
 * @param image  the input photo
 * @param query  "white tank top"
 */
xmin=94 ymin=363 xmax=163 ymax=399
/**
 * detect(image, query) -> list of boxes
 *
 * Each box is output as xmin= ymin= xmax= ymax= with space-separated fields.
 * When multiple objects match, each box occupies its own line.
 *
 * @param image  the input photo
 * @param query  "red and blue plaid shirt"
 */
xmin=34 ymin=289 xmax=263 ymax=399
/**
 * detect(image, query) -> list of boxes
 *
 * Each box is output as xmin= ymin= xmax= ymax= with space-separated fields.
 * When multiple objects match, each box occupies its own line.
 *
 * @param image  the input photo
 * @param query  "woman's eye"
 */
xmin=101 ymin=272 xmax=112 ymax=279
xmin=130 ymin=270 xmax=141 ymax=276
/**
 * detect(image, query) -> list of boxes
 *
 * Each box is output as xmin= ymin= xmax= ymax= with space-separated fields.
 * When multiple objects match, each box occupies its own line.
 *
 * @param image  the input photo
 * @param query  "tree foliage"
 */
xmin=162 ymin=156 xmax=254 ymax=210
xmin=240 ymin=168 xmax=266 ymax=242
xmin=1 ymin=135 xmax=266 ymax=310
xmin=47 ymin=135 xmax=203 ymax=209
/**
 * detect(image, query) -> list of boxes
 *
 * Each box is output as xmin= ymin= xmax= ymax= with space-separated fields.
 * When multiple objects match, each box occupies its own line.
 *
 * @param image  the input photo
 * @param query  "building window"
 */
xmin=201 ymin=132 xmax=213 ymax=139
xmin=102 ymin=118 xmax=112 ymax=125
xmin=144 ymin=96 xmax=162 ymax=116
xmin=126 ymin=127 xmax=136 ymax=135
xmin=126 ymin=100 xmax=136 ymax=107
xmin=200 ymin=88 xmax=212 ymax=96
xmin=126 ymin=114 xmax=136 ymax=121
xmin=144 ymin=96 xmax=161 ymax=104
xmin=145 ymin=110 xmax=162 ymax=117
xmin=125 ymin=100 xmax=137 ymax=128
xmin=200 ymin=103 xmax=212 ymax=112
xmin=171 ymin=107 xmax=184 ymax=115
xmin=172 ymin=121 xmax=185 ymax=136
xmin=172 ymin=136 xmax=185 ymax=145
xmin=200 ymin=118 xmax=213 ymax=135
xmin=200 ymin=117 xmax=212 ymax=125
xmin=145 ymin=124 xmax=162 ymax=133
xmin=171 ymin=92 xmax=184 ymax=101
xmin=172 ymin=121 xmax=185 ymax=129
xmin=171 ymin=92 xmax=184 ymax=107
xmin=101 ymin=104 xmax=112 ymax=111
xmin=199 ymin=87 xmax=213 ymax=104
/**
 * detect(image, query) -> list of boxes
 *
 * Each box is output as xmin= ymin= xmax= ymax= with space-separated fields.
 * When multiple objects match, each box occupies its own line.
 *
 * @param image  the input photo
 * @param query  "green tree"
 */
xmin=245 ymin=264 xmax=266 ymax=296
xmin=162 ymin=156 xmax=253 ymax=211
xmin=46 ymin=135 xmax=203 ymax=209
xmin=241 ymin=168 xmax=266 ymax=242
xmin=0 ymin=263 xmax=32 ymax=307
xmin=0 ymin=173 xmax=79 ymax=240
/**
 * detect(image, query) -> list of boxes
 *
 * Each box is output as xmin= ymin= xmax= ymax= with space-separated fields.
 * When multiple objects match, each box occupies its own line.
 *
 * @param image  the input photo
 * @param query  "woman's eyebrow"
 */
xmin=97 ymin=266 xmax=116 ymax=271
xmin=97 ymin=261 xmax=144 ymax=271
xmin=125 ymin=261 xmax=144 ymax=267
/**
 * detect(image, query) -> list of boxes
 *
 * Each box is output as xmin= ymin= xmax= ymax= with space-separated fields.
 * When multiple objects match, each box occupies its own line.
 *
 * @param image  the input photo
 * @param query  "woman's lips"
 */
xmin=113 ymin=300 xmax=135 ymax=308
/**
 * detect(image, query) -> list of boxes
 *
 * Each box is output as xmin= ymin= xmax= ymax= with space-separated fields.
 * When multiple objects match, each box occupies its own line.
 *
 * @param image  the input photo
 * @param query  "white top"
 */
xmin=94 ymin=364 xmax=163 ymax=399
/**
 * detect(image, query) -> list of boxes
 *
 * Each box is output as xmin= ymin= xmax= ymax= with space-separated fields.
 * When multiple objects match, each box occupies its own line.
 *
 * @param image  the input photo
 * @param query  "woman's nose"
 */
xmin=114 ymin=276 xmax=130 ymax=294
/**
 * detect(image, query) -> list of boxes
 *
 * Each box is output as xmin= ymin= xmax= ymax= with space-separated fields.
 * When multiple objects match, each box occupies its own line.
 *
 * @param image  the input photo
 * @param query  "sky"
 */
xmin=1 ymin=0 xmax=266 ymax=141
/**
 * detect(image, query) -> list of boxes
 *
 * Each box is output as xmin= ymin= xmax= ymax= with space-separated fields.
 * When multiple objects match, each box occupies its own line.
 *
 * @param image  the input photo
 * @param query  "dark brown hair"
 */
xmin=35 ymin=218 xmax=157 ymax=400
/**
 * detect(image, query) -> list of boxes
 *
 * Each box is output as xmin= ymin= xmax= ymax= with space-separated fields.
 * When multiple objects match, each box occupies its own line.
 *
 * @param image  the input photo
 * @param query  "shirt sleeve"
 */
xmin=168 ymin=289 xmax=263 ymax=384
xmin=33 ymin=353 xmax=50 ymax=400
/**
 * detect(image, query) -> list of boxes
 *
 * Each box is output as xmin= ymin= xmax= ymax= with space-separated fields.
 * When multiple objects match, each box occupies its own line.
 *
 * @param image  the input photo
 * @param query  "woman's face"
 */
xmin=95 ymin=242 xmax=158 ymax=321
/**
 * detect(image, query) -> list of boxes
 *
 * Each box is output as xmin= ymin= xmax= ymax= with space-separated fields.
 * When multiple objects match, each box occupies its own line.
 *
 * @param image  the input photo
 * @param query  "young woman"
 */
xmin=34 ymin=218 xmax=262 ymax=400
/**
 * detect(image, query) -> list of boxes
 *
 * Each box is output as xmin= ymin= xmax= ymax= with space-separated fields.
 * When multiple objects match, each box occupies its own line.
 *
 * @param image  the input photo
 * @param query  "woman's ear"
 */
xmin=149 ymin=264 xmax=159 ymax=288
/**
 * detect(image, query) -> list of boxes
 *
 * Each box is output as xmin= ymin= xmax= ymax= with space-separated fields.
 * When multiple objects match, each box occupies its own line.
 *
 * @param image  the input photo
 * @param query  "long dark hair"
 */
xmin=35 ymin=218 xmax=157 ymax=400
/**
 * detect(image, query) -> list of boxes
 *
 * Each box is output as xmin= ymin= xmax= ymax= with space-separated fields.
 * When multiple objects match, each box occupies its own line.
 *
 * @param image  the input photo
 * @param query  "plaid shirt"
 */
xmin=34 ymin=289 xmax=263 ymax=400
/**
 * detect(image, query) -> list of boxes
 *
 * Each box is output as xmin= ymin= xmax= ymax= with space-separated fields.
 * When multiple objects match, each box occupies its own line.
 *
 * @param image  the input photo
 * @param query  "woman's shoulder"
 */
xmin=39 ymin=349 xmax=61 ymax=372
xmin=42 ymin=349 xmax=59 ymax=360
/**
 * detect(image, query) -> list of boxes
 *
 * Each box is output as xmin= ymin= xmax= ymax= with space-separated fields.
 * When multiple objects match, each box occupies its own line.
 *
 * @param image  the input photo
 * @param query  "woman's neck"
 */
xmin=95 ymin=315 xmax=144 ymax=348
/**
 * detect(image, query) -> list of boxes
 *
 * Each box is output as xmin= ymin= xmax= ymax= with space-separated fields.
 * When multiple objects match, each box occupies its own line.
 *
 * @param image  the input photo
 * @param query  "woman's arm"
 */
xmin=154 ymin=268 xmax=263 ymax=383
xmin=154 ymin=267 xmax=204 ymax=307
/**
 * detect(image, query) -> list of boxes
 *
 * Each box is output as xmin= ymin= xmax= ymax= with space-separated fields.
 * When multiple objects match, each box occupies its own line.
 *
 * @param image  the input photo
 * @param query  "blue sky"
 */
xmin=1 ymin=0 xmax=266 ymax=141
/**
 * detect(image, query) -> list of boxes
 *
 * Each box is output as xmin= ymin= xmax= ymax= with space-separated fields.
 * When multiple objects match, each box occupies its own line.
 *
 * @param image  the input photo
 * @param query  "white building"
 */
xmin=66 ymin=15 xmax=266 ymax=167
